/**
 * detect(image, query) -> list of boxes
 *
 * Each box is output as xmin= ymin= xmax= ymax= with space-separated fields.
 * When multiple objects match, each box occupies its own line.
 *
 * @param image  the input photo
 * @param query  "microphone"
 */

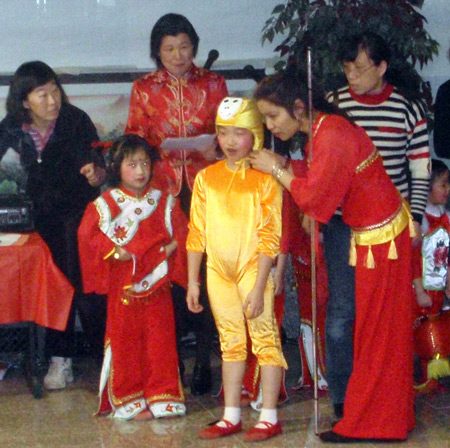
xmin=243 ymin=65 xmax=265 ymax=83
xmin=204 ymin=49 xmax=219 ymax=70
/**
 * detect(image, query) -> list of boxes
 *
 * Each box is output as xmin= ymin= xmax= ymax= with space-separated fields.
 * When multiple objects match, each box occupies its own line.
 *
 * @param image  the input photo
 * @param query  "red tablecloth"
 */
xmin=0 ymin=232 xmax=74 ymax=330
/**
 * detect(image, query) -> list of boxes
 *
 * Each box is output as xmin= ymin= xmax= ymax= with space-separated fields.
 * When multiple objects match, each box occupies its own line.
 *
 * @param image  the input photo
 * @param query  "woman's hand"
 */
xmin=186 ymin=284 xmax=203 ymax=313
xmin=249 ymin=149 xmax=281 ymax=174
xmin=80 ymin=163 xmax=106 ymax=187
xmin=301 ymin=213 xmax=313 ymax=235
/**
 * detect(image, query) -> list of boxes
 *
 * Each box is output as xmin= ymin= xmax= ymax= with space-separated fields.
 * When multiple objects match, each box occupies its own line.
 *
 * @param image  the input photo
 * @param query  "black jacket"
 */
xmin=0 ymin=102 xmax=101 ymax=223
xmin=0 ymin=103 xmax=102 ymax=286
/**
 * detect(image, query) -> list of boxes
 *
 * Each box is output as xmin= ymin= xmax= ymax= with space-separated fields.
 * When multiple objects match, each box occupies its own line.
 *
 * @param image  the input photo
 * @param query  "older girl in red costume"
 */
xmin=250 ymin=69 xmax=415 ymax=443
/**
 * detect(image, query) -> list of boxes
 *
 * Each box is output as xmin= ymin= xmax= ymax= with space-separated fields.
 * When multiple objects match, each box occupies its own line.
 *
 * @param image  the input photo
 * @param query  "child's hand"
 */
xmin=114 ymin=245 xmax=132 ymax=261
xmin=273 ymin=268 xmax=284 ymax=296
xmin=186 ymin=284 xmax=203 ymax=313
xmin=243 ymin=287 xmax=264 ymax=319
xmin=411 ymin=221 xmax=422 ymax=247
xmin=164 ymin=239 xmax=178 ymax=257
xmin=416 ymin=290 xmax=432 ymax=308
xmin=445 ymin=285 xmax=450 ymax=299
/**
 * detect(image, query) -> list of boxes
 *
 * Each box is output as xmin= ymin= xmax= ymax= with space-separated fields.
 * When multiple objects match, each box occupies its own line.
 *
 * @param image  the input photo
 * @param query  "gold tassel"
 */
xmin=409 ymin=216 xmax=416 ymax=238
xmin=103 ymin=247 xmax=116 ymax=260
xmin=349 ymin=234 xmax=357 ymax=266
xmin=366 ymin=245 xmax=375 ymax=269
xmin=427 ymin=354 xmax=450 ymax=380
xmin=388 ymin=239 xmax=398 ymax=260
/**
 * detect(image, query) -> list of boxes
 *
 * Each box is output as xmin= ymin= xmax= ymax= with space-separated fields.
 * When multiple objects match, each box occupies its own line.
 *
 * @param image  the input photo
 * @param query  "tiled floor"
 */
xmin=0 ymin=341 xmax=449 ymax=448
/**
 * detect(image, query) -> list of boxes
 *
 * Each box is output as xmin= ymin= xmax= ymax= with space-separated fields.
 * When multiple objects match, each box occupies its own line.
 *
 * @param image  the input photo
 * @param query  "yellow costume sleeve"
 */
xmin=257 ymin=175 xmax=282 ymax=259
xmin=186 ymin=169 xmax=207 ymax=253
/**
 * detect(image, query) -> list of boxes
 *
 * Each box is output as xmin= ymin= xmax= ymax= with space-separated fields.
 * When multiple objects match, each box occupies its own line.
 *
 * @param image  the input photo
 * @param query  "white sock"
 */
xmin=255 ymin=408 xmax=278 ymax=428
xmin=216 ymin=407 xmax=241 ymax=427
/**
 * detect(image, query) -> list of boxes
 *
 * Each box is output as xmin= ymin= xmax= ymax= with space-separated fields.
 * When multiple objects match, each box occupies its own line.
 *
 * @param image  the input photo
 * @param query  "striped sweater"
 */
xmin=326 ymin=83 xmax=430 ymax=222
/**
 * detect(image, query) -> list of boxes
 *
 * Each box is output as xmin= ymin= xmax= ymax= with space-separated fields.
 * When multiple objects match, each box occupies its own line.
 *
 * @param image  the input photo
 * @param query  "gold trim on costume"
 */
xmin=355 ymin=149 xmax=380 ymax=174
xmin=352 ymin=202 xmax=403 ymax=233
xmin=349 ymin=200 xmax=413 ymax=269
xmin=313 ymin=114 xmax=327 ymax=138
xmin=307 ymin=114 xmax=328 ymax=167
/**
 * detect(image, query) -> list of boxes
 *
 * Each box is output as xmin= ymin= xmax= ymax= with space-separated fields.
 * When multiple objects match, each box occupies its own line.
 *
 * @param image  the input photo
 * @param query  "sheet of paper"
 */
xmin=0 ymin=233 xmax=28 ymax=246
xmin=160 ymin=134 xmax=216 ymax=152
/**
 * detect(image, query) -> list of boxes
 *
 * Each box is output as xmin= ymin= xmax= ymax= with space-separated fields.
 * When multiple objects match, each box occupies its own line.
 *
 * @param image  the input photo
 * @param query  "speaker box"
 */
xmin=0 ymin=194 xmax=34 ymax=233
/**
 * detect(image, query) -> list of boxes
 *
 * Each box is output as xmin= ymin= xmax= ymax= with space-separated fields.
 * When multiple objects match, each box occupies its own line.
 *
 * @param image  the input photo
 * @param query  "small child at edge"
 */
xmin=412 ymin=159 xmax=450 ymax=390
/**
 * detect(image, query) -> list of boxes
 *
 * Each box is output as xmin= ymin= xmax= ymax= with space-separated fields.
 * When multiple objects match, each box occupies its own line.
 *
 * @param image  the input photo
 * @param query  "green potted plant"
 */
xmin=262 ymin=0 xmax=439 ymax=109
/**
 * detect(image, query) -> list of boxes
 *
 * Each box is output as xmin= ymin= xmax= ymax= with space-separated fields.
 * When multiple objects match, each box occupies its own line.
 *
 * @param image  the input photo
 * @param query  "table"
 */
xmin=0 ymin=232 xmax=74 ymax=397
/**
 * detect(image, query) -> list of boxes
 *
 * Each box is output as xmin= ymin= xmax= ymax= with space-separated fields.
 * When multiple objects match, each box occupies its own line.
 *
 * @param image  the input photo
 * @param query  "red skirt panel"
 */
xmin=100 ymin=283 xmax=184 ymax=412
xmin=334 ymin=227 xmax=415 ymax=439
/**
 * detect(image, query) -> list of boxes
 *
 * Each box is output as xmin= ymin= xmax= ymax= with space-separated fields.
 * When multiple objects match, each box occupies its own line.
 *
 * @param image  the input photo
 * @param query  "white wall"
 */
xmin=0 ymin=0 xmax=281 ymax=72
xmin=0 ymin=1 xmax=448 ymax=97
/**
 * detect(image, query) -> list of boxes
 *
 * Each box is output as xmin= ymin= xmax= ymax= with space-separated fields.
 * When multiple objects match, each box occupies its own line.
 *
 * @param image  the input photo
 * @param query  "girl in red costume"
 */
xmin=281 ymin=191 xmax=328 ymax=392
xmin=412 ymin=159 xmax=450 ymax=391
xmin=250 ymin=69 xmax=415 ymax=443
xmin=78 ymin=135 xmax=186 ymax=420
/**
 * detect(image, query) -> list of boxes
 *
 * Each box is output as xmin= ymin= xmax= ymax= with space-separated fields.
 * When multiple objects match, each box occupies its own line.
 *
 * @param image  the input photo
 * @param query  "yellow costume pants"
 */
xmin=207 ymin=261 xmax=287 ymax=369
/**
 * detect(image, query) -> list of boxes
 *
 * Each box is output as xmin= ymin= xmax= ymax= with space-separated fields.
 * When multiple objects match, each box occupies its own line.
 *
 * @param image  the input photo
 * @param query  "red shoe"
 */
xmin=198 ymin=419 xmax=242 ymax=439
xmin=244 ymin=421 xmax=282 ymax=442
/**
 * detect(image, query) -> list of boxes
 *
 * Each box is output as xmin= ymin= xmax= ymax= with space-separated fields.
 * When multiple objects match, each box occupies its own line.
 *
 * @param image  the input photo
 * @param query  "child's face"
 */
xmin=120 ymin=148 xmax=151 ymax=195
xmin=429 ymin=170 xmax=450 ymax=206
xmin=217 ymin=126 xmax=254 ymax=167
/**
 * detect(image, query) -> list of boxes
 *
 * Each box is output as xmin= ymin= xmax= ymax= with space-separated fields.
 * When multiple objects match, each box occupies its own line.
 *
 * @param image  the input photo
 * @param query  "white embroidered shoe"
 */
xmin=43 ymin=357 xmax=74 ymax=390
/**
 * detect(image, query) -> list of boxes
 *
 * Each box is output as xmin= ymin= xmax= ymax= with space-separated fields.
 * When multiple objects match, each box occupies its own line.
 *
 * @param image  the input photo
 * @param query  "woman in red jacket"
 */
xmin=125 ymin=13 xmax=228 ymax=396
xmin=250 ymin=69 xmax=415 ymax=443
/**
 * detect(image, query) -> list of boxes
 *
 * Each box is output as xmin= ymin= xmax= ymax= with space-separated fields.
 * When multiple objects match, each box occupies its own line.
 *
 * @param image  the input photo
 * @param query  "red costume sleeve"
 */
xmin=78 ymin=202 xmax=115 ymax=295
xmin=411 ymin=243 xmax=423 ymax=281
xmin=169 ymin=198 xmax=189 ymax=289
xmin=289 ymin=116 xmax=360 ymax=223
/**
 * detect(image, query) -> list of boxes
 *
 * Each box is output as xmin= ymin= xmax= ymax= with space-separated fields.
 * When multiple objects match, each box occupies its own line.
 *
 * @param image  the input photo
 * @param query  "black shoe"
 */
xmin=333 ymin=403 xmax=344 ymax=419
xmin=319 ymin=431 xmax=362 ymax=443
xmin=319 ymin=430 xmax=404 ymax=444
xmin=190 ymin=363 xmax=212 ymax=396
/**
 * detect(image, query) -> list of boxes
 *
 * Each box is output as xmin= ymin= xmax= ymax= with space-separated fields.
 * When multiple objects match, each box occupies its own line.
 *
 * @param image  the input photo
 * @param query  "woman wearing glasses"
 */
xmin=322 ymin=32 xmax=430 ymax=422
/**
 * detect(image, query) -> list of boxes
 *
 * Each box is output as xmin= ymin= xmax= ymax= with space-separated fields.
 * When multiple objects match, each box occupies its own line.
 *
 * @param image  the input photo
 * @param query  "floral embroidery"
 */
xmin=433 ymin=240 xmax=448 ymax=272
xmin=114 ymin=225 xmax=128 ymax=241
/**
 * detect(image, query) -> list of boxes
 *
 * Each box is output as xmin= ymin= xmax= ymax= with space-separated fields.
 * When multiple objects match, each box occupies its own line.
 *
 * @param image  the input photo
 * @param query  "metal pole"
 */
xmin=306 ymin=44 xmax=320 ymax=435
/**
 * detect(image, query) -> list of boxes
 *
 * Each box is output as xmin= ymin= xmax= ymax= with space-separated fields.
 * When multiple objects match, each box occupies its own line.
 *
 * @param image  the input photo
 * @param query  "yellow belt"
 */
xmin=349 ymin=200 xmax=415 ymax=268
